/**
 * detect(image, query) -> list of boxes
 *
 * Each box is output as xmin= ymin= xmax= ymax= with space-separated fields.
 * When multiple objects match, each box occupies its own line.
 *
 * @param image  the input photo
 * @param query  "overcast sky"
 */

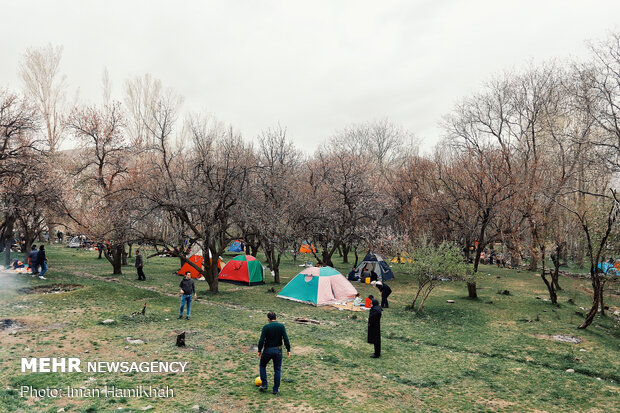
xmin=1 ymin=0 xmax=619 ymax=153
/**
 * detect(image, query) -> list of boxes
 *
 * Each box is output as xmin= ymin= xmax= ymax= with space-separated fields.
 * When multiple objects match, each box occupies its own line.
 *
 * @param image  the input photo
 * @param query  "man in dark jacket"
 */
xmin=28 ymin=245 xmax=39 ymax=275
xmin=368 ymin=299 xmax=382 ymax=358
xmin=37 ymin=245 xmax=48 ymax=279
xmin=257 ymin=312 xmax=290 ymax=395
xmin=373 ymin=281 xmax=392 ymax=308
xmin=178 ymin=272 xmax=196 ymax=320
xmin=135 ymin=249 xmax=145 ymax=281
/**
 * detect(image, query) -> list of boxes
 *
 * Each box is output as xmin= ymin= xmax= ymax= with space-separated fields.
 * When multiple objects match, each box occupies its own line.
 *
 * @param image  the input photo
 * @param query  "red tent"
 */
xmin=178 ymin=255 xmax=224 ymax=278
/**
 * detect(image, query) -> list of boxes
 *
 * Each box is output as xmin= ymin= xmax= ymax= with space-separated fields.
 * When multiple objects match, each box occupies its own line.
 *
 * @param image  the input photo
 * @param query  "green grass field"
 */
xmin=0 ymin=246 xmax=618 ymax=413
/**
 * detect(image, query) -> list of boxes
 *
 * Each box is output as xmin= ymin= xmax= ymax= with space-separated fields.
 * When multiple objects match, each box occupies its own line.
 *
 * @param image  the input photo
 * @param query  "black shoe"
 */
xmin=258 ymin=386 xmax=268 ymax=392
xmin=177 ymin=315 xmax=183 ymax=319
xmin=186 ymin=316 xmax=190 ymax=320
xmin=370 ymin=354 xmax=380 ymax=358
xmin=272 ymin=390 xmax=280 ymax=395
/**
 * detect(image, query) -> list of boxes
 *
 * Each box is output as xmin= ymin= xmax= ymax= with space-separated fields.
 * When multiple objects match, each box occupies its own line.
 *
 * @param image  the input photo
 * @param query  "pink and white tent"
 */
xmin=277 ymin=266 xmax=358 ymax=306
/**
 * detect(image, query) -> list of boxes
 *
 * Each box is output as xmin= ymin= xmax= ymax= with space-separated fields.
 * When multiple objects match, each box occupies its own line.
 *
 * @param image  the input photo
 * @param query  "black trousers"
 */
xmin=137 ymin=267 xmax=145 ymax=280
xmin=381 ymin=296 xmax=389 ymax=308
xmin=374 ymin=340 xmax=381 ymax=357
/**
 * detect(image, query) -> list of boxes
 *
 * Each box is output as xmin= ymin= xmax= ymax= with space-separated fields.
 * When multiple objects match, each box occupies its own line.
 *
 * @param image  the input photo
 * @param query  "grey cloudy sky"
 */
xmin=1 ymin=0 xmax=619 ymax=153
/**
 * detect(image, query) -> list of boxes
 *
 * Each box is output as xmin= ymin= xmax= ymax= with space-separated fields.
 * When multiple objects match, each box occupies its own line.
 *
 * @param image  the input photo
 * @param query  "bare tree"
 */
xmin=19 ymin=44 xmax=67 ymax=152
xmin=66 ymin=102 xmax=133 ymax=274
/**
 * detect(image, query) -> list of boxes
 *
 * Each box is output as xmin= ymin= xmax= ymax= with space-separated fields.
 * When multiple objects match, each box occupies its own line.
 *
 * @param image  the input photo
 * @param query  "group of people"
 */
xmin=255 ymin=293 xmax=386 ymax=394
xmin=479 ymin=249 xmax=508 ymax=267
xmin=24 ymin=244 xmax=48 ymax=279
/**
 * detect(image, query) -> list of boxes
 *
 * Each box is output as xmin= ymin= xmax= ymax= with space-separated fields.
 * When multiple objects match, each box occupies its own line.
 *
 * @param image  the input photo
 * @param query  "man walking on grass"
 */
xmin=37 ymin=245 xmax=48 ymax=280
xmin=28 ymin=245 xmax=39 ymax=275
xmin=135 ymin=249 xmax=145 ymax=281
xmin=257 ymin=312 xmax=290 ymax=395
xmin=178 ymin=271 xmax=196 ymax=320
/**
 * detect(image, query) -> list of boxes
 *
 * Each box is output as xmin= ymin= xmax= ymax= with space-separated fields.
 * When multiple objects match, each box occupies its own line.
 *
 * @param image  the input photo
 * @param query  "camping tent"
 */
xmin=354 ymin=253 xmax=395 ymax=282
xmin=218 ymin=254 xmax=264 ymax=285
xmin=299 ymin=242 xmax=316 ymax=254
xmin=390 ymin=253 xmax=413 ymax=264
xmin=177 ymin=255 xmax=225 ymax=278
xmin=598 ymin=262 xmax=617 ymax=275
xmin=228 ymin=240 xmax=244 ymax=252
xmin=277 ymin=266 xmax=358 ymax=306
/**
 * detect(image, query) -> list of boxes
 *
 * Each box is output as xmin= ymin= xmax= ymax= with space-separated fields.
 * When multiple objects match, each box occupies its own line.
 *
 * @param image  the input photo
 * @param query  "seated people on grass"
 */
xmin=365 ymin=295 xmax=374 ymax=308
xmin=11 ymin=259 xmax=26 ymax=270
xmin=353 ymin=293 xmax=362 ymax=306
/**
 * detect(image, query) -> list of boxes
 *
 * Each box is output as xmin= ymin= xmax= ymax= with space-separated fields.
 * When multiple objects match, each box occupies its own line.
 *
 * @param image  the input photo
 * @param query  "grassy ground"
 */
xmin=0 ymin=246 xmax=618 ymax=413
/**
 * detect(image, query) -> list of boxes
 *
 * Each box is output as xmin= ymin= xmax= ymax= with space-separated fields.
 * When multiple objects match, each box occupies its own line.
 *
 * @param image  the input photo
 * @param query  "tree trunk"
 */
xmin=540 ymin=270 xmax=557 ymax=305
xmin=128 ymin=243 xmax=133 ymax=258
xmin=599 ymin=279 xmax=606 ymax=316
xmin=467 ymin=282 xmax=477 ymax=299
xmin=206 ymin=244 xmax=219 ymax=292
xmin=342 ymin=244 xmax=350 ymax=264
xmin=418 ymin=285 xmax=434 ymax=312
xmin=121 ymin=245 xmax=128 ymax=266
xmin=528 ymin=248 xmax=538 ymax=271
xmin=3 ymin=238 xmax=10 ymax=267
xmin=578 ymin=276 xmax=600 ymax=329
xmin=551 ymin=245 xmax=562 ymax=291
xmin=353 ymin=247 xmax=359 ymax=267
xmin=540 ymin=246 xmax=557 ymax=304
xmin=273 ymin=253 xmax=281 ymax=284
xmin=3 ymin=217 xmax=16 ymax=267
xmin=112 ymin=244 xmax=123 ymax=275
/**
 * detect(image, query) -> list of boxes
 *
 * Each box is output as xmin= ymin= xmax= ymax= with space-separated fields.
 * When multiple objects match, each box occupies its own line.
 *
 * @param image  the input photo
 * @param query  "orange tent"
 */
xmin=299 ymin=243 xmax=316 ymax=254
xmin=178 ymin=255 xmax=224 ymax=278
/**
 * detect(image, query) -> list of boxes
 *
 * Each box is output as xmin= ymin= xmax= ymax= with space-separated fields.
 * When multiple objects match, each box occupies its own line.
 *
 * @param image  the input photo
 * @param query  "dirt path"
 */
xmin=69 ymin=271 xmax=255 ymax=312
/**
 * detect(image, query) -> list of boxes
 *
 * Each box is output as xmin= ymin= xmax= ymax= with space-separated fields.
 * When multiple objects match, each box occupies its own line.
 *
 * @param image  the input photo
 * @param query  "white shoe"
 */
xmin=39 ymin=276 xmax=46 ymax=279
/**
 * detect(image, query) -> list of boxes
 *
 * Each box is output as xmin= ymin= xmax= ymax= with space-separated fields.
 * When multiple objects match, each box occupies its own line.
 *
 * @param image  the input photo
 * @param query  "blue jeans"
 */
xmin=179 ymin=294 xmax=192 ymax=317
xmin=259 ymin=347 xmax=283 ymax=392
xmin=39 ymin=262 xmax=48 ymax=277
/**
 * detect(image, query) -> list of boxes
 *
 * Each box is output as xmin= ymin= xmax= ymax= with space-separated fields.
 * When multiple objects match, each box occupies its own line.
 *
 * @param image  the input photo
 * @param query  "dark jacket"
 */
xmin=367 ymin=300 xmax=382 ymax=344
xmin=378 ymin=283 xmax=392 ymax=299
xmin=258 ymin=321 xmax=291 ymax=352
xmin=36 ymin=249 xmax=46 ymax=264
xmin=28 ymin=249 xmax=39 ymax=265
xmin=135 ymin=254 xmax=143 ymax=268
xmin=179 ymin=278 xmax=195 ymax=295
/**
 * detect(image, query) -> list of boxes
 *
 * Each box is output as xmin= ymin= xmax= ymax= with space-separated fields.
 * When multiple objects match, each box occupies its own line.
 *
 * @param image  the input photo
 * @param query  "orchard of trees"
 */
xmin=2 ymin=34 xmax=620 ymax=330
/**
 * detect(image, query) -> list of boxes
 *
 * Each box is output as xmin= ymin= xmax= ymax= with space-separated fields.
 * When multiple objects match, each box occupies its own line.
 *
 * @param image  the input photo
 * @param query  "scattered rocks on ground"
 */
xmin=547 ymin=334 xmax=583 ymax=344
xmin=192 ymin=405 xmax=200 ymax=411
xmin=57 ymin=408 xmax=65 ymax=413
xmin=125 ymin=337 xmax=145 ymax=345
xmin=140 ymin=406 xmax=154 ymax=411
xmin=566 ymin=369 xmax=575 ymax=373
xmin=446 ymin=300 xmax=455 ymax=303
xmin=579 ymin=348 xmax=587 ymax=352
xmin=102 ymin=319 xmax=115 ymax=325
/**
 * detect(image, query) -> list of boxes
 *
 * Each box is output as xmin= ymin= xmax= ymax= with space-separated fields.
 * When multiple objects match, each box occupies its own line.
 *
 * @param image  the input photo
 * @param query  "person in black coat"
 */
xmin=135 ymin=249 xmax=145 ymax=281
xmin=367 ymin=299 xmax=382 ymax=358
xmin=373 ymin=281 xmax=392 ymax=308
